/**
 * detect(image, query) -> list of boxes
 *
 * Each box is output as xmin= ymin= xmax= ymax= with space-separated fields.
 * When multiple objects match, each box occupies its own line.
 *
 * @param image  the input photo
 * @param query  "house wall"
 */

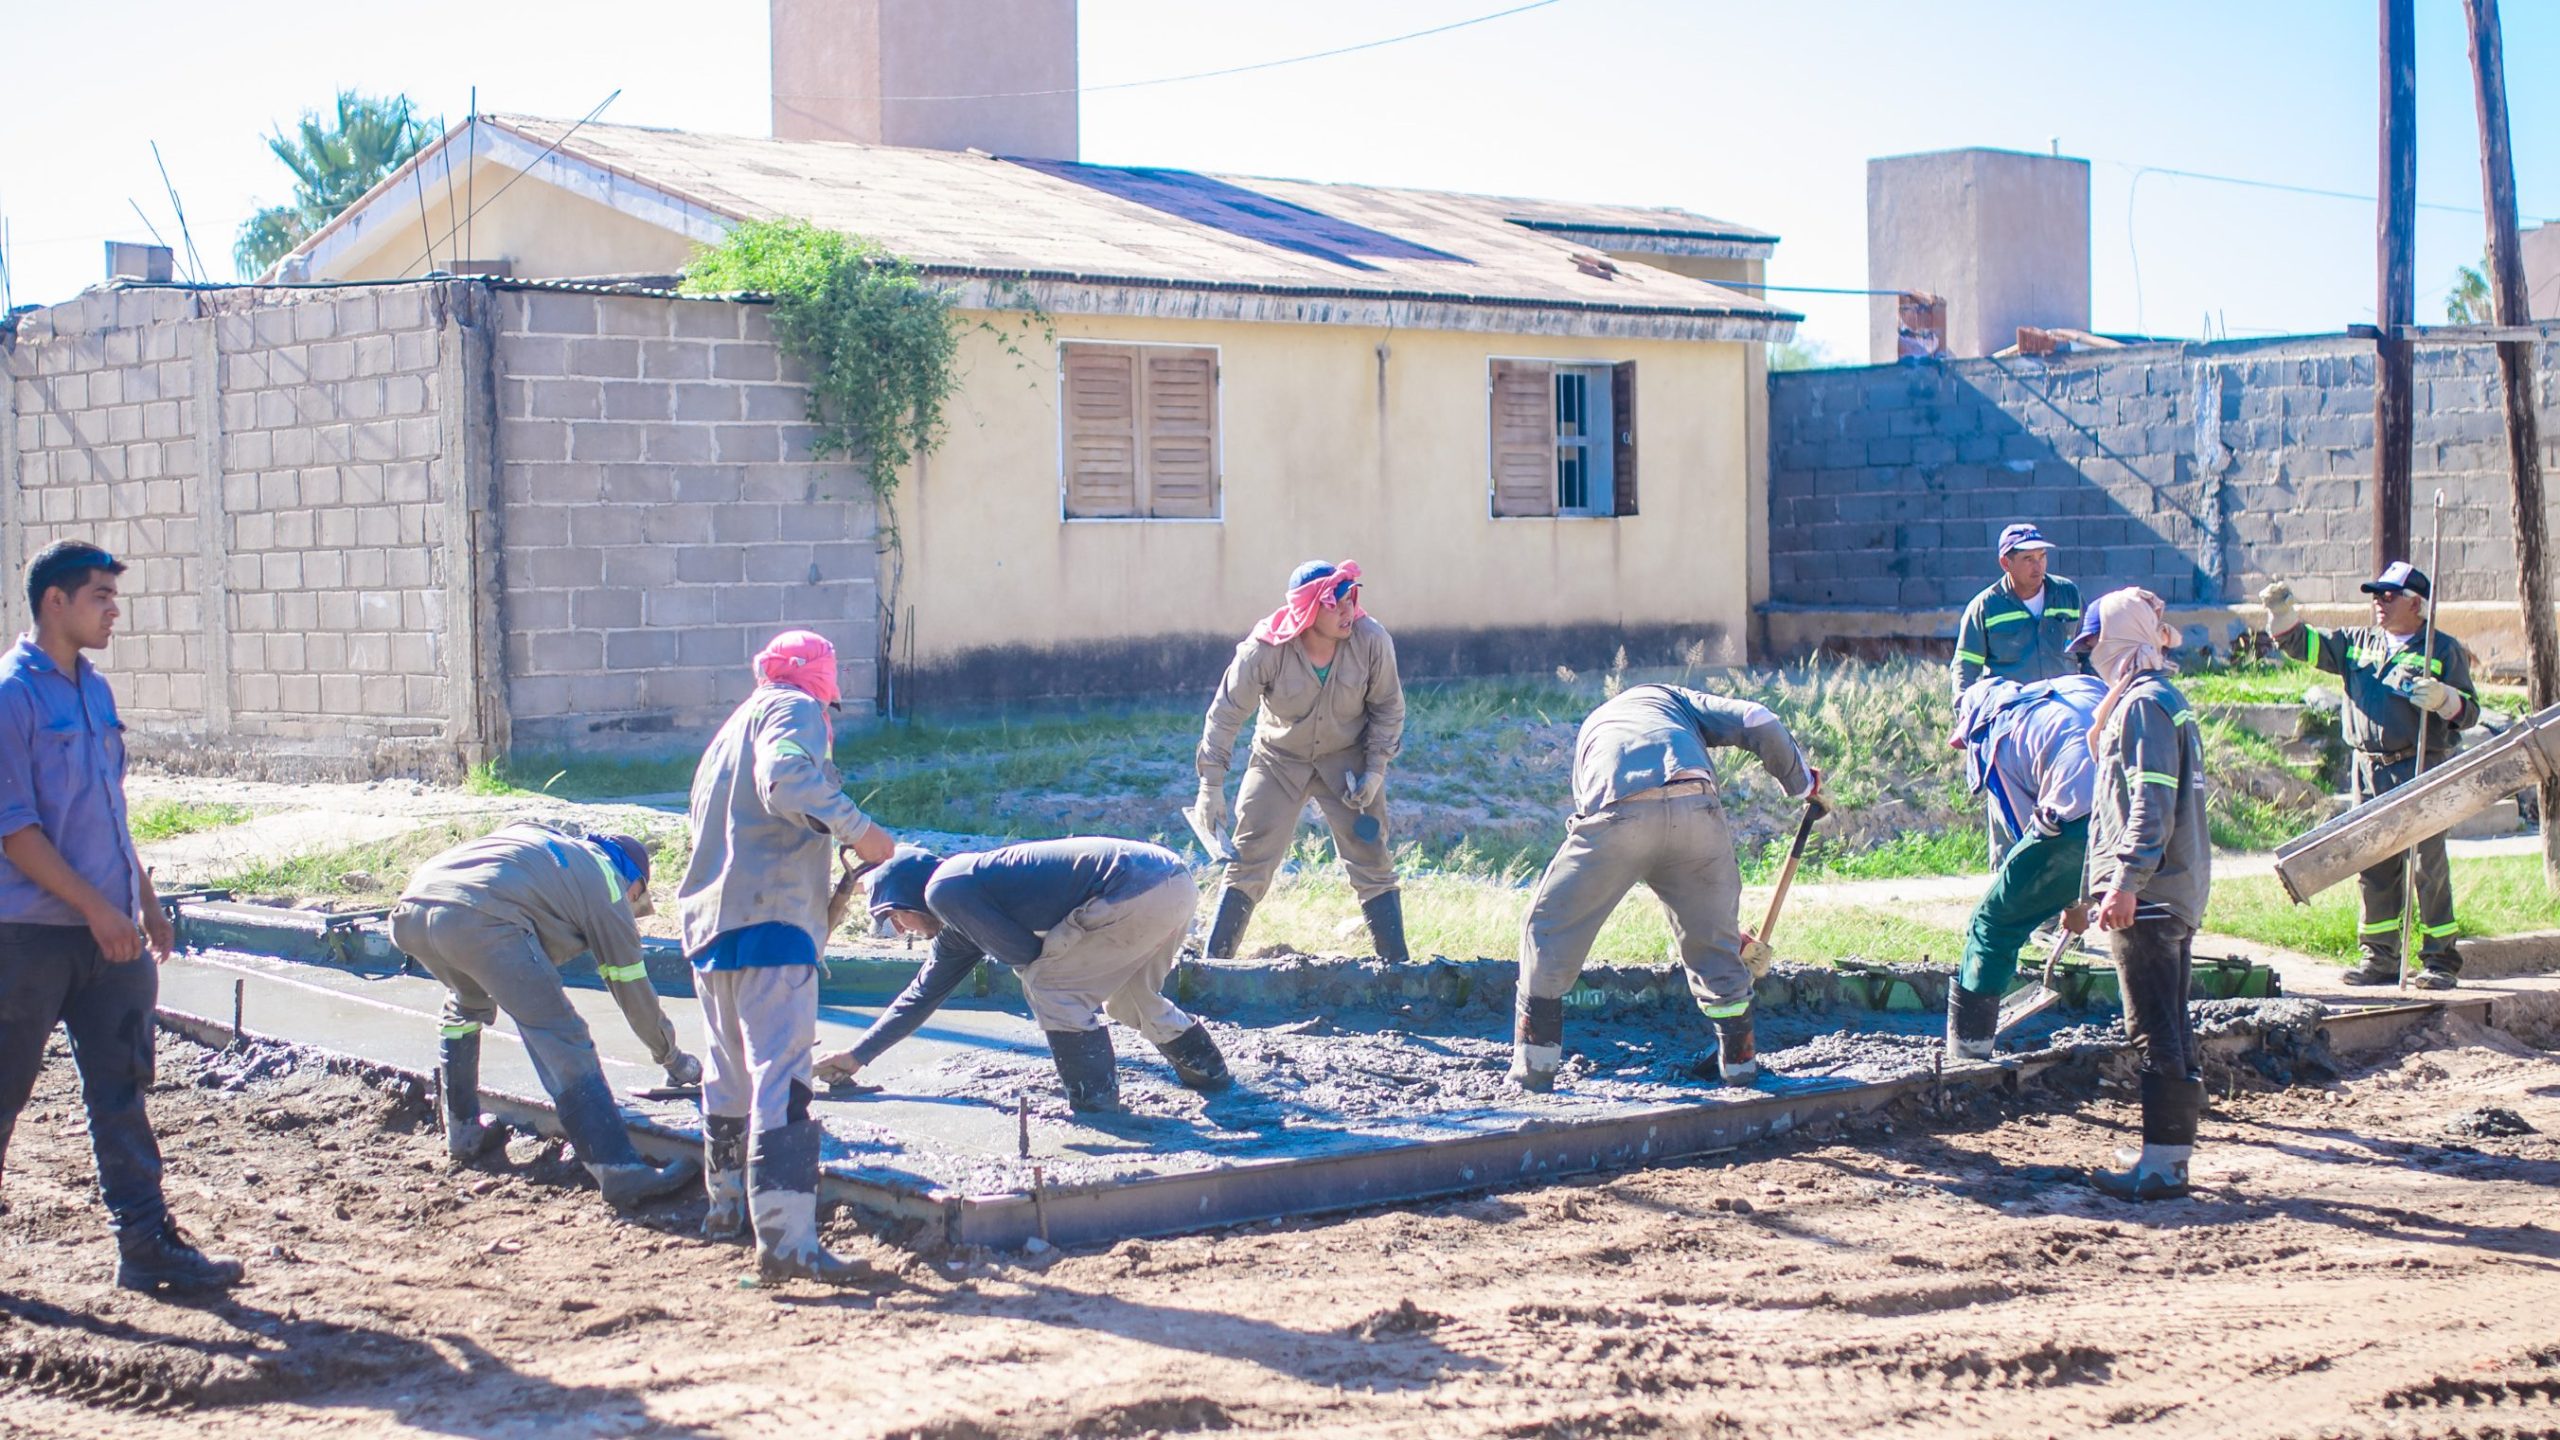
xmin=898 ymin=311 xmax=1756 ymax=703
xmin=319 ymin=157 xmax=700 ymax=284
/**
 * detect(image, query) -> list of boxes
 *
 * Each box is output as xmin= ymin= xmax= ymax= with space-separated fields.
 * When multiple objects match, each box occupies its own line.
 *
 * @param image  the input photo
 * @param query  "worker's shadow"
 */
xmin=979 ymin=1278 xmax=1495 ymax=1392
xmin=0 ymin=1289 xmax=714 ymax=1436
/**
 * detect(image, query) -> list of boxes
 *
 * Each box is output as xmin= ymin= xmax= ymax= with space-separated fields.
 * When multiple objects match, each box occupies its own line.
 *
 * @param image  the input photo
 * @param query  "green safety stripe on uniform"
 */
xmin=2422 ymin=920 xmax=2461 ymax=938
xmin=598 ymin=961 xmax=650 ymax=983
xmin=772 ymin=739 xmax=811 ymax=761
xmin=440 ymin=1021 xmax=482 ymax=1038
xmin=1983 ymin=611 xmax=2033 ymax=628
xmin=1696 ymin=999 xmax=1752 ymax=1020
xmin=2348 ymin=646 xmax=2447 ymax=676
xmin=2306 ymin=631 xmax=2322 ymax=666
xmin=2357 ymin=917 xmax=2402 ymax=935
xmin=2133 ymin=770 xmax=2181 ymax=788
xmin=2169 ymin=710 xmax=2197 ymax=728
xmin=1954 ymin=649 xmax=1987 ymax=665
xmin=2046 ymin=607 xmax=2081 ymax=619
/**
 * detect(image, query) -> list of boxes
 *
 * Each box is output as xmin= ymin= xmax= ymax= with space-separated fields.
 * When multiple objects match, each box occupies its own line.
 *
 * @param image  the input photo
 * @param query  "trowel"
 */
xmin=1343 ymin=771 xmax=1383 ymax=845
xmin=1182 ymin=803 xmax=1237 ymax=865
xmin=1994 ymin=926 xmax=2076 ymax=1036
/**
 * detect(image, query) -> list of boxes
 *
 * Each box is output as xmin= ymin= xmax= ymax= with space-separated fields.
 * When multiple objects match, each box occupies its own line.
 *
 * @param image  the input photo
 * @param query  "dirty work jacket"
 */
xmin=1977 ymin=676 xmax=2107 ymax=838
xmin=1951 ymin=576 xmax=2089 ymax=696
xmin=677 ymin=685 xmax=881 ymax=958
xmin=1197 ymin=616 xmax=1404 ymax=789
xmin=2274 ymin=622 xmax=2479 ymax=759
xmin=0 ymin=635 xmax=141 ymax=927
xmin=400 ymin=821 xmax=679 ymax=1064
xmin=1570 ymin=684 xmax=1813 ymax=817
xmin=2086 ymin=672 xmax=2211 ymax=928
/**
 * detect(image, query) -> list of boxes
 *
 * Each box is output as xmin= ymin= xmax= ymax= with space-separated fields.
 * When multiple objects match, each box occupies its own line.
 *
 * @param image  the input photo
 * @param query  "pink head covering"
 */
xmin=1251 ymin=560 xmax=1365 ymax=645
xmin=755 ymin=630 xmax=841 ymax=708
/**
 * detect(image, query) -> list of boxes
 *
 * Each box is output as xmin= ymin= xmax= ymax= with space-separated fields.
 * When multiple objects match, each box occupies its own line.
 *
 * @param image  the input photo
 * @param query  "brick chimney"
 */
xmin=771 ymin=0 xmax=1077 ymax=160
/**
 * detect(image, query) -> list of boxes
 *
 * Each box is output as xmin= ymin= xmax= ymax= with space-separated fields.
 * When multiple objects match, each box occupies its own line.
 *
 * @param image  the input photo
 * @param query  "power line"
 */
xmin=149 ymin=142 xmax=207 ymax=283
xmin=2092 ymin=156 xmax=2558 ymax=226
xmin=403 ymin=88 xmax=619 ymax=279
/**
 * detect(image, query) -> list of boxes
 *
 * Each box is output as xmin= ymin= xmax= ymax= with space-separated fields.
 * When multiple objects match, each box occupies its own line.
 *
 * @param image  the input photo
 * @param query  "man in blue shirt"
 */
xmin=0 ymin=541 xmax=242 ymax=1292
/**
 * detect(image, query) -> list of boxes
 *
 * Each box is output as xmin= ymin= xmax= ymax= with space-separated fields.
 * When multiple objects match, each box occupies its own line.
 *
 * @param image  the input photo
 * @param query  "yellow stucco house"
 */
xmin=272 ymin=112 xmax=1797 ymax=701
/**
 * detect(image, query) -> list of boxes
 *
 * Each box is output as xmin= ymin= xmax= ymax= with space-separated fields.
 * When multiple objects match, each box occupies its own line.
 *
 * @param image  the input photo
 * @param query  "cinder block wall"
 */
xmin=1767 ymin=334 xmax=2560 ymax=615
xmin=490 ymin=290 xmax=879 ymax=751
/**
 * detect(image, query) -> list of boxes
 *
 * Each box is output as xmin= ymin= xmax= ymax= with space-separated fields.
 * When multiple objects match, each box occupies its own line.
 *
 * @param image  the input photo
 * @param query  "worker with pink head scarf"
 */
xmin=675 ymin=629 xmax=897 ymax=1284
xmin=1191 ymin=560 xmax=1408 ymax=962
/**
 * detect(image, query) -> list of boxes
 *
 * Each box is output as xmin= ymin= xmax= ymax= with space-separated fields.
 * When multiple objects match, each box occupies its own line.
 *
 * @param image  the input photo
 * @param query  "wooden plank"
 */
xmin=1062 ymin=344 xmax=1138 ymax=518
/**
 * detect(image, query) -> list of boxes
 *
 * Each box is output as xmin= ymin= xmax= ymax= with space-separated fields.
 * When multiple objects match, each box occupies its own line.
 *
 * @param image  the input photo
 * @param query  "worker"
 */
xmin=821 ymin=838 xmax=1230 ymax=1112
xmin=678 ymin=629 xmax=897 ymax=1285
xmin=2070 ymin=588 xmax=2212 ymax=1201
xmin=1193 ymin=560 xmax=1408 ymax=962
xmin=1953 ymin=524 xmax=2090 ymax=864
xmin=2260 ymin=564 xmax=2479 ymax=989
xmin=390 ymin=821 xmax=701 ymax=1210
xmin=0 ymin=540 xmax=241 ymax=1293
xmin=1943 ymin=675 xmax=2109 ymax=1060
xmin=1510 ymin=684 xmax=1822 ymax=1094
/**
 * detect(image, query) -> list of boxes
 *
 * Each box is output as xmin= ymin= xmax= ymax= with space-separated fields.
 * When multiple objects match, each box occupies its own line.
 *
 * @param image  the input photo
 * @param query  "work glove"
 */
xmin=1738 ymin=929 xmax=1776 ymax=980
xmin=1193 ymin=780 xmax=1228 ymax=836
xmin=2405 ymin=675 xmax=2462 ymax=719
xmin=1348 ymin=768 xmax=1387 ymax=810
xmin=662 ymin=1050 xmax=704 ymax=1086
xmin=2258 ymin=581 xmax=2299 ymax=637
xmin=1802 ymin=766 xmax=1831 ymax=818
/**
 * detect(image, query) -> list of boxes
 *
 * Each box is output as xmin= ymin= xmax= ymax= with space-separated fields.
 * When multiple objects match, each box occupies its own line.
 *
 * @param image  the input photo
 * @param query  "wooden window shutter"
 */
xmin=1489 ymin=359 xmax=1556 ymax=517
xmin=1062 ymin=344 xmax=1138 ymax=517
xmin=1142 ymin=348 xmax=1219 ymax=518
xmin=1611 ymin=360 xmax=1638 ymax=517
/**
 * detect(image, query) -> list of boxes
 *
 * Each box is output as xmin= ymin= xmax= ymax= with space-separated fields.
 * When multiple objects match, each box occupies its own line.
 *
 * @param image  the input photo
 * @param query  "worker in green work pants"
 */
xmin=390 ymin=821 xmax=700 ymax=1212
xmin=1951 ymin=524 xmax=2090 ymax=864
xmin=1945 ymin=675 xmax=2109 ymax=1059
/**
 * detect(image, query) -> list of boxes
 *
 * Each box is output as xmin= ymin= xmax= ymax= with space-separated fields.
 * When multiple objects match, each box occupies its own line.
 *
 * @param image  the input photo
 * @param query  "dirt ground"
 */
xmin=5 ymin=1013 xmax=2558 ymax=1440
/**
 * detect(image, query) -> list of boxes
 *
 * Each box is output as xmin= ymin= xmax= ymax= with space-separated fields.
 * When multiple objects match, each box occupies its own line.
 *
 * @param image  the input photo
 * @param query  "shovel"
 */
xmin=1739 ymin=791 xmax=1827 ymax=976
xmin=825 ymin=848 xmax=879 ymax=937
xmin=1994 ymin=925 xmax=2077 ymax=1036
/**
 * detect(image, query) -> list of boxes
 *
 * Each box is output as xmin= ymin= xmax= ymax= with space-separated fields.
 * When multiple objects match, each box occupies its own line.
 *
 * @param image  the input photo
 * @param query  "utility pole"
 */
xmin=2374 ymin=0 xmax=2417 ymax=566
xmin=2463 ymin=0 xmax=2560 ymax=894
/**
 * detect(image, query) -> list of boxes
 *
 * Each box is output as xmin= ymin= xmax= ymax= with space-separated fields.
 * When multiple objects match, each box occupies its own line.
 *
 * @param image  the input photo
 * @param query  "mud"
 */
xmin=2445 ymin=1104 xmax=2537 ymax=1138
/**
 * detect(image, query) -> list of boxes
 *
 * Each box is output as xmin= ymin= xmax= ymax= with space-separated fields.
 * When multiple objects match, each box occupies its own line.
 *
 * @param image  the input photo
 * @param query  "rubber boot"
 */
xmin=1510 ymin=994 xmax=1564 ymax=1092
xmin=1945 ymin=984 xmax=2000 ymax=1063
xmin=439 ymin=1031 xmax=511 ymax=1165
xmin=114 ymin=1217 xmax=245 ymax=1294
xmin=1203 ymin=887 xmax=1255 ymax=960
xmin=1046 ymin=1027 xmax=1123 ymax=1114
xmin=749 ymin=1119 xmax=871 ymax=1285
xmin=2091 ymin=1072 xmax=2200 ymax=1201
xmin=702 ymin=1113 xmax=750 ymax=1240
xmin=1361 ymin=889 xmax=1411 ymax=964
xmin=1713 ymin=1012 xmax=1758 ymax=1087
xmin=2341 ymin=952 xmax=2400 ymax=986
xmin=1155 ymin=1023 xmax=1232 ymax=1092
xmin=554 ymin=1071 xmax=697 ymax=1210
xmin=2410 ymin=966 xmax=2459 ymax=991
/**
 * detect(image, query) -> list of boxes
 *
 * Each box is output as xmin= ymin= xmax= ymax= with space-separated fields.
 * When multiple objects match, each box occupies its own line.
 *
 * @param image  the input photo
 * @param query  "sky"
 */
xmin=3 ymin=0 xmax=2555 ymax=360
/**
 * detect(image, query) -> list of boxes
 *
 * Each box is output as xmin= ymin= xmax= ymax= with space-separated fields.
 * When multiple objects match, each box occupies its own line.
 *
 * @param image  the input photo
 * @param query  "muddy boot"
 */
xmin=1361 ymin=889 xmax=1411 ymax=964
xmin=750 ymin=1119 xmax=871 ymax=1286
xmin=1155 ymin=1023 xmax=1232 ymax=1092
xmin=702 ymin=1113 xmax=750 ymax=1240
xmin=1946 ymin=984 xmax=1999 ymax=1063
xmin=1047 ymin=1027 xmax=1123 ymax=1114
xmin=552 ymin=1072 xmax=693 ymax=1210
xmin=2340 ymin=951 xmax=2401 ymax=986
xmin=1203 ymin=887 xmax=1255 ymax=960
xmin=439 ymin=1031 xmax=511 ymax=1166
xmin=1510 ymin=995 xmax=1564 ymax=1093
xmin=2091 ymin=1072 xmax=2199 ymax=1202
xmin=1713 ymin=1012 xmax=1758 ymax=1087
xmin=2410 ymin=966 xmax=2459 ymax=991
xmin=114 ymin=1217 xmax=245 ymax=1294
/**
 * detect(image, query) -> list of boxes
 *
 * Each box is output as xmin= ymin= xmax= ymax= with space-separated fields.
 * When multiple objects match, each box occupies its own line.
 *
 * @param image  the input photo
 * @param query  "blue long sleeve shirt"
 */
xmin=924 ymin=838 xmax=1188 ymax=968
xmin=0 ymin=636 xmax=141 ymax=926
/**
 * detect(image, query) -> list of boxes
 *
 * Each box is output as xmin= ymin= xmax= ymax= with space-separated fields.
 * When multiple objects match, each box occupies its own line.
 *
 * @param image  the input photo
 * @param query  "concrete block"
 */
xmin=671 ymin=302 xmax=741 ymax=340
xmin=602 ymin=548 xmax=678 ymax=588
xmin=675 ymin=546 xmax=744 ymax=584
xmin=568 ymin=339 xmax=640 ymax=380
xmin=523 ymin=293 xmax=599 ymax=335
xmin=595 ymin=297 xmax=669 ymax=338
xmin=605 ymin=629 xmax=680 ymax=669
xmin=644 ymin=425 xmax=717 ymax=464
xmin=640 ymin=341 xmax=711 ymax=381
xmin=291 ymin=303 xmax=339 ymax=343
xmin=504 ymin=335 xmax=571 ymax=378
xmin=531 ymin=379 xmax=603 ymax=420
xmin=716 ymin=585 xmax=787 ymax=623
xmin=501 ymin=420 xmax=570 ymax=463
xmin=714 ymin=426 xmax=780 ymax=464
xmin=644 ymin=587 xmax=721 ymax=627
xmin=601 ymin=383 xmax=670 ymax=422
xmin=712 ymin=504 xmax=778 ymax=544
xmin=676 ymin=627 xmax=749 ymax=668
xmin=570 ymin=506 xmax=646 ymax=547
xmin=570 ymin=424 xmax=643 ymax=463
xmin=741 ymin=385 xmax=805 ymax=423
xmin=595 ymin=464 xmax=677 ymax=505
xmin=711 ymin=345 xmax=778 ymax=382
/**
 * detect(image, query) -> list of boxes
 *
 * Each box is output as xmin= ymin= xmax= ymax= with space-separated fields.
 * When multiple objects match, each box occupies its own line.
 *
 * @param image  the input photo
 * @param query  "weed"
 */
xmin=2204 ymin=854 xmax=2560 ymax=961
xmin=129 ymin=799 xmax=253 ymax=843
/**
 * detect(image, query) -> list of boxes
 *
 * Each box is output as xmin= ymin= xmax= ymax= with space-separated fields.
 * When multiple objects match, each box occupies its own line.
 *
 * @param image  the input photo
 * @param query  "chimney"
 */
xmin=772 ymin=0 xmax=1077 ymax=160
xmin=1866 ymin=147 xmax=2091 ymax=362
xmin=105 ymin=241 xmax=174 ymax=282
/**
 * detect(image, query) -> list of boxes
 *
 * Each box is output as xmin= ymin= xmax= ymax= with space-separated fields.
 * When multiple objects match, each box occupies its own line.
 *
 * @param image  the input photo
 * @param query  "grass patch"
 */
xmin=128 ymin=799 xmax=253 ymax=843
xmin=200 ymin=821 xmax=499 ymax=908
xmin=2204 ymin=854 xmax=2560 ymax=962
xmin=2179 ymin=659 xmax=2330 ymax=707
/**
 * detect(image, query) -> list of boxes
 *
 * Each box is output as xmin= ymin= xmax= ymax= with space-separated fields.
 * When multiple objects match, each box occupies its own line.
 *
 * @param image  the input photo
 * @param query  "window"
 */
xmin=1488 ymin=359 xmax=1637 ymax=518
xmin=1060 ymin=342 xmax=1220 ymax=519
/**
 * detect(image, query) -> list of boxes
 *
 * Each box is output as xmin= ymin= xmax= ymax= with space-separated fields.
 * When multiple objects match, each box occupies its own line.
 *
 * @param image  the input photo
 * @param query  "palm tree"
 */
xmin=2447 ymin=258 xmax=2492 ymax=325
xmin=233 ymin=92 xmax=442 ymax=277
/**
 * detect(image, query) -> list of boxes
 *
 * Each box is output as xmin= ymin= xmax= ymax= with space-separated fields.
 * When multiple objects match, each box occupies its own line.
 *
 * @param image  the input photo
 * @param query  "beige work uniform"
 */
xmin=1196 ymin=616 xmax=1405 ymax=903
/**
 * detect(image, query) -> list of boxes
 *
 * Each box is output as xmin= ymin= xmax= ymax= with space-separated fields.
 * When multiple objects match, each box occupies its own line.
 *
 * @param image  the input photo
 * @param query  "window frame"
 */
xmin=1055 ymin=338 xmax=1226 ymax=524
xmin=1485 ymin=354 xmax=1636 ymax=521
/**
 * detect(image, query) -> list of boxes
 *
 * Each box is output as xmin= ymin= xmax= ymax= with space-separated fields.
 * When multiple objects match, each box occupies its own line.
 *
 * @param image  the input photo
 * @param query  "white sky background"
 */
xmin=2 ymin=0 xmax=2554 ymax=360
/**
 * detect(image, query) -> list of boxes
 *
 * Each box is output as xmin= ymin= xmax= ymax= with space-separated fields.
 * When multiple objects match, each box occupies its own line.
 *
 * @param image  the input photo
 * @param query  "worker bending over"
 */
xmin=1194 ymin=560 xmax=1408 ymax=962
xmin=829 ymin=839 xmax=1230 ymax=1113
xmin=679 ymin=630 xmax=896 ymax=1285
xmin=391 ymin=821 xmax=700 ymax=1210
xmin=1511 ymin=684 xmax=1821 ymax=1093
xmin=2261 ymin=563 xmax=2479 ymax=988
xmin=2071 ymin=589 xmax=2212 ymax=1202
xmin=1944 ymin=675 xmax=2108 ymax=1060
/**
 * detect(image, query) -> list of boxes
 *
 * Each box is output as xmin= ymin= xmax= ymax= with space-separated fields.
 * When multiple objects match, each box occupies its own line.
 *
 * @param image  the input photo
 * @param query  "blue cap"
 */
xmin=1997 ymin=523 xmax=2055 ymax=558
xmin=2360 ymin=561 xmax=2431 ymax=600
xmin=2064 ymin=606 xmax=2104 ymax=655
xmin=1286 ymin=560 xmax=1356 ymax=602
xmin=864 ymin=845 xmax=945 ymax=917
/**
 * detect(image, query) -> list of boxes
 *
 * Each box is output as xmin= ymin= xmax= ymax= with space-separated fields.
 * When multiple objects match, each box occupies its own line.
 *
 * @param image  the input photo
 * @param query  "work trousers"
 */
xmin=2352 ymin=752 xmax=2460 ymax=972
xmin=1224 ymin=749 xmax=1397 ymax=904
xmin=1520 ymin=789 xmax=1753 ymax=1019
xmin=1020 ymin=872 xmax=1201 ymax=1043
xmin=390 ymin=899 xmax=611 ymax=1107
xmin=1958 ymin=818 xmax=2090 ymax=993
xmin=0 ymin=922 xmax=167 ymax=1235
xmin=699 ymin=965 xmax=816 ymax=1133
xmin=2113 ymin=916 xmax=2197 ymax=1082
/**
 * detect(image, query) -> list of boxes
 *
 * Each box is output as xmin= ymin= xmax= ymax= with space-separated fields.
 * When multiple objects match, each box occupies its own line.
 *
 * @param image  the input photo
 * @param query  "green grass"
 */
xmin=202 ymin=821 xmax=496 ymax=906
xmin=128 ymin=799 xmax=253 ymax=843
xmin=2178 ymin=660 xmax=2332 ymax=707
xmin=2204 ymin=854 xmax=2560 ymax=962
